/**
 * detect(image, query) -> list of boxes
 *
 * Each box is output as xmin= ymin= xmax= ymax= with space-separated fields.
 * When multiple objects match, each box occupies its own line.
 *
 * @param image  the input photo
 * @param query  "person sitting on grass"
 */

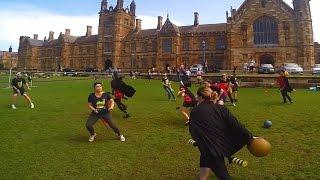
xmin=86 ymin=82 xmax=125 ymax=143
xmin=11 ymin=72 xmax=35 ymax=109
xmin=177 ymin=86 xmax=197 ymax=126
xmin=189 ymin=87 xmax=255 ymax=180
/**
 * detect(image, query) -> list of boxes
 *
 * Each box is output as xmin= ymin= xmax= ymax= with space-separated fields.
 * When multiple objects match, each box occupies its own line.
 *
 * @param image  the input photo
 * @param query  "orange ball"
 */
xmin=247 ymin=137 xmax=271 ymax=157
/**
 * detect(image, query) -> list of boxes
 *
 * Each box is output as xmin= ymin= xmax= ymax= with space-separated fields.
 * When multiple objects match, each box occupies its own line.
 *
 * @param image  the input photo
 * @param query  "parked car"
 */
xmin=190 ymin=64 xmax=204 ymax=74
xmin=281 ymin=63 xmax=304 ymax=74
xmin=63 ymin=68 xmax=78 ymax=76
xmin=312 ymin=64 xmax=320 ymax=75
xmin=258 ymin=64 xmax=275 ymax=74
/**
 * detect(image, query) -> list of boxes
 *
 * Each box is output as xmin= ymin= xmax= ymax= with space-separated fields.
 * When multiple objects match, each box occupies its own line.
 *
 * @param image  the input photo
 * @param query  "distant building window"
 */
xmin=131 ymin=43 xmax=136 ymax=52
xmin=124 ymin=19 xmax=129 ymax=25
xmin=141 ymin=58 xmax=149 ymax=68
xmin=105 ymin=42 xmax=113 ymax=53
xmin=105 ymin=28 xmax=113 ymax=36
xmin=141 ymin=42 xmax=147 ymax=52
xmin=162 ymin=39 xmax=172 ymax=53
xmin=183 ymin=40 xmax=189 ymax=50
xmin=152 ymin=41 xmax=157 ymax=51
xmin=216 ymin=37 xmax=226 ymax=49
xmin=253 ymin=16 xmax=278 ymax=45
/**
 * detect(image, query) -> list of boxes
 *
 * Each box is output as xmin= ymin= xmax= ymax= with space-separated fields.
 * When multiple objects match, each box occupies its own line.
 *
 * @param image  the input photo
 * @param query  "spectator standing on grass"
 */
xmin=243 ymin=62 xmax=248 ymax=73
xmin=249 ymin=58 xmax=255 ymax=73
xmin=147 ymin=69 xmax=152 ymax=81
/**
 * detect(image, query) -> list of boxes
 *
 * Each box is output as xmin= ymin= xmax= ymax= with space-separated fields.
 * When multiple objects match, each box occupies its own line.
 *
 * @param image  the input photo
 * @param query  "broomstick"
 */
xmin=188 ymin=139 xmax=248 ymax=167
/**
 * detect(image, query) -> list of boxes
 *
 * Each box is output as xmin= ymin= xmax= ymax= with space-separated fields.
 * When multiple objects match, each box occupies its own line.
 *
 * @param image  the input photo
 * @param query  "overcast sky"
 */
xmin=0 ymin=0 xmax=319 ymax=51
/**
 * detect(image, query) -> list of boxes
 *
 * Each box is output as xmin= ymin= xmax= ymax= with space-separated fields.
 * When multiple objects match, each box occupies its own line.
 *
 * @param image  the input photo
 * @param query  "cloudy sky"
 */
xmin=0 ymin=0 xmax=319 ymax=51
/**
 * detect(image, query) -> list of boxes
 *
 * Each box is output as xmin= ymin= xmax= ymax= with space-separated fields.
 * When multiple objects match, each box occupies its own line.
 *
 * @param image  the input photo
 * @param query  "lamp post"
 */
xmin=131 ymin=53 xmax=134 ymax=73
xmin=8 ymin=46 xmax=13 ymax=88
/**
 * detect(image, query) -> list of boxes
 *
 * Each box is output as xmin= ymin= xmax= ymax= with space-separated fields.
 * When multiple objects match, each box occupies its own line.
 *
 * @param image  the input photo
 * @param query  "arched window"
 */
xmin=253 ymin=16 xmax=278 ymax=45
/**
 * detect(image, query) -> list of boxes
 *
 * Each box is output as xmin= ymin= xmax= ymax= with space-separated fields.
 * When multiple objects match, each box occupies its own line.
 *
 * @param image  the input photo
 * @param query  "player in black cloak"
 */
xmin=110 ymin=72 xmax=135 ymax=118
xmin=189 ymin=87 xmax=254 ymax=180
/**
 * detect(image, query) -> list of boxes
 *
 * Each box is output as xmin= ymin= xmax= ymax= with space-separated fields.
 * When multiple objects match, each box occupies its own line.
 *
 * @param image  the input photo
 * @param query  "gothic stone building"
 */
xmin=18 ymin=0 xmax=315 ymax=71
xmin=0 ymin=51 xmax=18 ymax=69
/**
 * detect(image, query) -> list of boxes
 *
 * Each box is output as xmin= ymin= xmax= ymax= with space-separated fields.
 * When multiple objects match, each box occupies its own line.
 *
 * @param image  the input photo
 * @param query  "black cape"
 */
xmin=189 ymin=101 xmax=253 ymax=158
xmin=111 ymin=78 xmax=136 ymax=98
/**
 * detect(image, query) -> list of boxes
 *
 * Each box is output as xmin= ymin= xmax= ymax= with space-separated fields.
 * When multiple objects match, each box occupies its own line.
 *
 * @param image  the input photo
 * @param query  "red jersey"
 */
xmin=115 ymin=90 xmax=124 ymax=99
xmin=277 ymin=76 xmax=285 ymax=89
xmin=184 ymin=94 xmax=193 ymax=103
xmin=218 ymin=83 xmax=228 ymax=96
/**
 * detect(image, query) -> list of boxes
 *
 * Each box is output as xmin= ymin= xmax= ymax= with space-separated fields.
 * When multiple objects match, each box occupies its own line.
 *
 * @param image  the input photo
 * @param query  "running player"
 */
xmin=86 ymin=82 xmax=125 ymax=142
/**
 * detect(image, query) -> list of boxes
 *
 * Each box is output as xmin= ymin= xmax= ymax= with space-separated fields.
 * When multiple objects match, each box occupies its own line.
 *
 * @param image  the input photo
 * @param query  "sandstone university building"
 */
xmin=18 ymin=0 xmax=318 ymax=72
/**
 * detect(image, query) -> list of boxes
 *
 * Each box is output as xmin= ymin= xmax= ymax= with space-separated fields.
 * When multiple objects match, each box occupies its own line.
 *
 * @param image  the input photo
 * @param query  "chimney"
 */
xmin=49 ymin=31 xmax=54 ymax=40
xmin=33 ymin=34 xmax=38 ymax=40
xmin=136 ymin=19 xmax=142 ymax=31
xmin=194 ymin=12 xmax=199 ymax=26
xmin=65 ymin=29 xmax=71 ymax=36
xmin=86 ymin=26 xmax=92 ymax=36
xmin=157 ymin=16 xmax=163 ymax=30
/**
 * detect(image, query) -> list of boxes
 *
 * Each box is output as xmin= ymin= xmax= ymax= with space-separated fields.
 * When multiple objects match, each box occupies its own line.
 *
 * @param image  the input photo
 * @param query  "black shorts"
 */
xmin=183 ymin=102 xmax=195 ymax=108
xmin=232 ymin=85 xmax=239 ymax=92
xmin=13 ymin=88 xmax=26 ymax=95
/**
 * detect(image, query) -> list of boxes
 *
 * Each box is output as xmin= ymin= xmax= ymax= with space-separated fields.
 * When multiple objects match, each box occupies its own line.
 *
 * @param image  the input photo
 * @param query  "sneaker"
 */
xmin=124 ymin=113 xmax=130 ymax=119
xmin=11 ymin=104 xmax=17 ymax=109
xmin=30 ymin=103 xmax=35 ymax=109
xmin=119 ymin=135 xmax=125 ymax=142
xmin=89 ymin=133 xmax=97 ymax=142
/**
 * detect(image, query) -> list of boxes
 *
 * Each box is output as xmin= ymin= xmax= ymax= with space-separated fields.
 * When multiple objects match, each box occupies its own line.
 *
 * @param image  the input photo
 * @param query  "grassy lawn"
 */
xmin=0 ymin=76 xmax=319 ymax=179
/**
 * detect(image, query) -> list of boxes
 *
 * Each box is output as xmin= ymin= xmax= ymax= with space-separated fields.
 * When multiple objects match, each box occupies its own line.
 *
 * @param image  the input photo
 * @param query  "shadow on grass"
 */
xmin=69 ymin=134 xmax=88 ymax=143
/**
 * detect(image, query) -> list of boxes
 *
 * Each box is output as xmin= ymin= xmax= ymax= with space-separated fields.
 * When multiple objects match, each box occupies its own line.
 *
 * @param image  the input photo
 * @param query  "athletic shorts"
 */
xmin=13 ymin=88 xmax=26 ymax=95
xmin=232 ymin=85 xmax=239 ymax=92
xmin=183 ymin=102 xmax=195 ymax=108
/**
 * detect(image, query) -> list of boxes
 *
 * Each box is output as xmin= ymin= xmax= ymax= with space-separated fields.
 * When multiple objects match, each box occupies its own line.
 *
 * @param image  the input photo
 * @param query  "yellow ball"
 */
xmin=247 ymin=137 xmax=271 ymax=157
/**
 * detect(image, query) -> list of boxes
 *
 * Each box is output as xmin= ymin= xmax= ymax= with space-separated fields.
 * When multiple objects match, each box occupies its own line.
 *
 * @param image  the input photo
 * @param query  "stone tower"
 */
xmin=293 ymin=0 xmax=314 ymax=68
xmin=97 ymin=0 xmax=136 ymax=71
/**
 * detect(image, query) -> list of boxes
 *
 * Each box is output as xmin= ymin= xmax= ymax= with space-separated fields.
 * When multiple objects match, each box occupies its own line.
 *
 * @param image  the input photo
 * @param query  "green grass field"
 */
xmin=0 ymin=75 xmax=320 ymax=179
